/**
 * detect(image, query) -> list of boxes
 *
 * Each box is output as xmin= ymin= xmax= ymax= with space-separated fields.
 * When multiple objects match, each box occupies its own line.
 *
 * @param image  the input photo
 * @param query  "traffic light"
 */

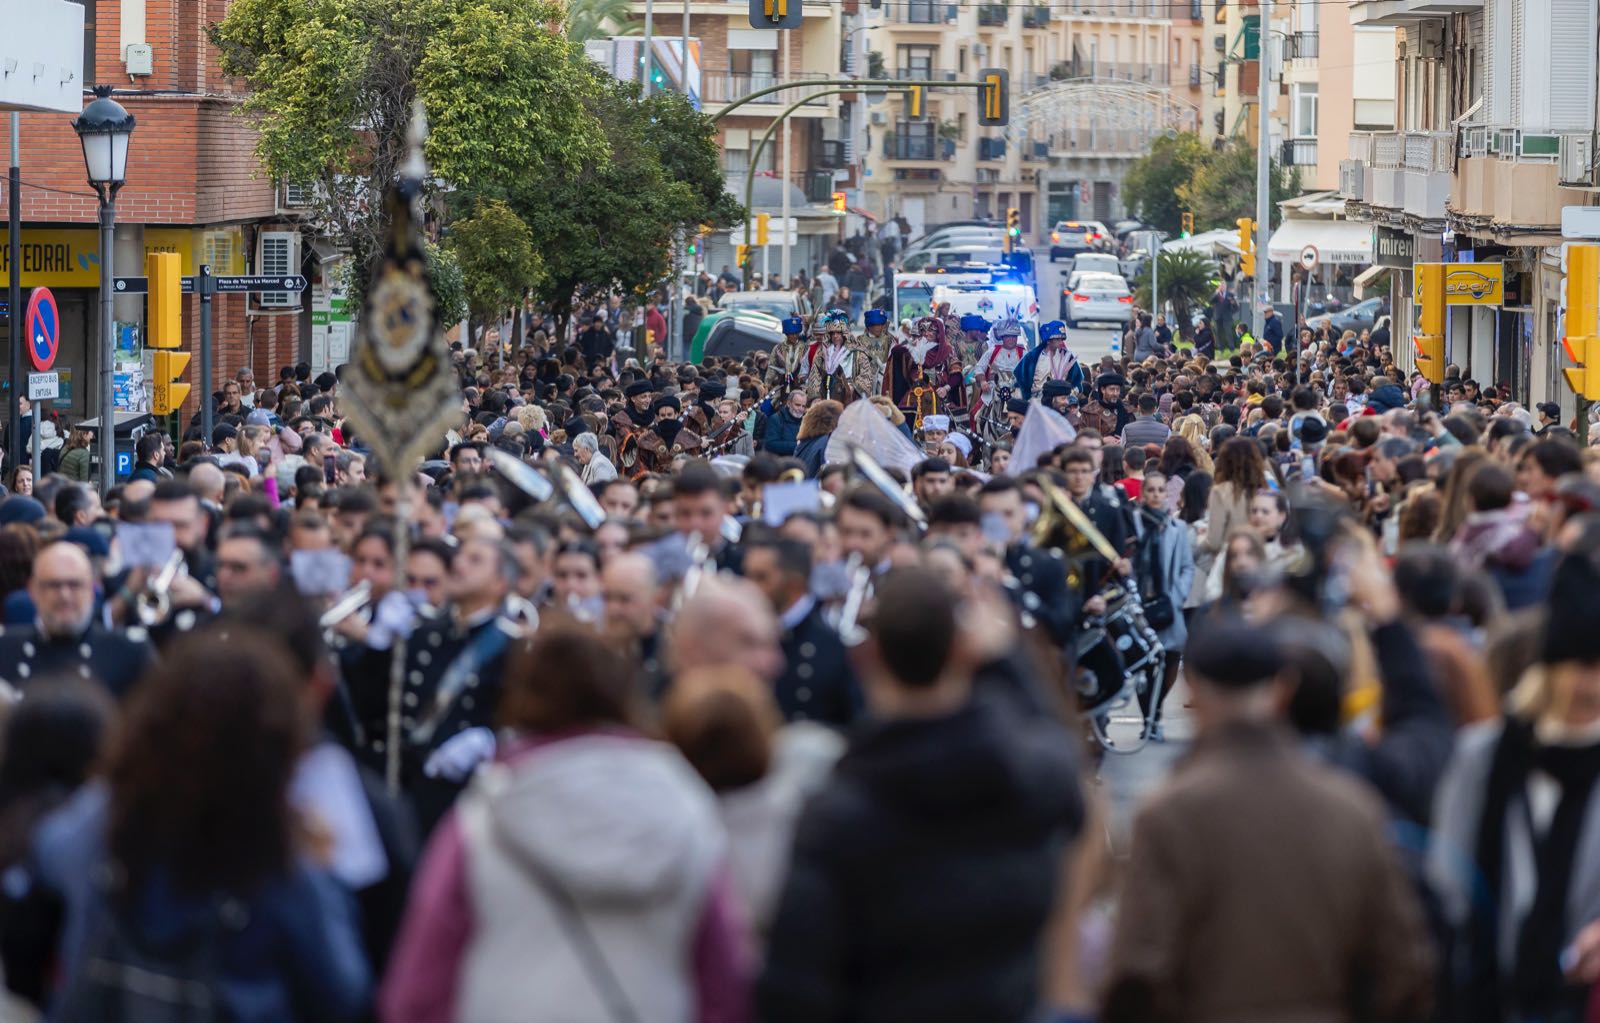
xmin=1181 ymin=211 xmax=1194 ymax=237
xmin=147 ymin=252 xmax=190 ymax=415
xmin=1236 ymin=217 xmax=1255 ymax=277
xmin=756 ymin=213 xmax=771 ymax=246
xmin=907 ymin=85 xmax=925 ymax=120
xmin=1563 ymin=244 xmax=1600 ymax=399
xmin=736 ymin=244 xmax=750 ymax=267
xmin=749 ymin=0 xmax=800 ymax=30
xmin=1414 ymin=261 xmax=1446 ymax=385
xmin=977 ymin=68 xmax=1009 ymax=127
xmin=1005 ymin=207 xmax=1021 ymax=252
xmin=832 ymin=191 xmax=847 ymax=214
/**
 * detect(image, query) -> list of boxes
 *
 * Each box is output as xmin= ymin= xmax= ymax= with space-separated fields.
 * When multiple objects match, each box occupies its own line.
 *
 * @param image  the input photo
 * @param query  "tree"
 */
xmin=1179 ymin=137 xmax=1300 ymax=230
xmin=1122 ymin=132 xmax=1211 ymax=235
xmin=446 ymin=198 xmax=542 ymax=339
xmin=565 ymin=0 xmax=636 ymax=41
xmin=212 ymin=0 xmax=604 ymax=274
xmin=1133 ymin=248 xmax=1219 ymax=337
xmin=424 ymin=240 xmax=469 ymax=327
xmin=513 ymin=71 xmax=743 ymax=336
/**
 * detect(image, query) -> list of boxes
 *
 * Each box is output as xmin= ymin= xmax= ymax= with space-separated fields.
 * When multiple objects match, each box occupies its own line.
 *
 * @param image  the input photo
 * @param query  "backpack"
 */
xmin=54 ymin=865 xmax=248 ymax=1023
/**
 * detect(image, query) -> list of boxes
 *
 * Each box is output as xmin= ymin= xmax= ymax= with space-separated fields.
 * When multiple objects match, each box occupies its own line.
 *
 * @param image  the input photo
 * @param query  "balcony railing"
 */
xmin=895 ymin=0 xmax=952 ymax=22
xmin=1287 ymin=30 xmax=1319 ymax=59
xmin=1339 ymin=159 xmax=1366 ymax=201
xmin=1022 ymin=4 xmax=1050 ymax=26
xmin=978 ymin=137 xmax=1007 ymax=160
xmin=1051 ymin=125 xmax=1167 ymax=154
xmin=892 ymin=67 xmax=957 ymax=81
xmin=978 ymin=4 xmax=1009 ymax=25
xmin=1280 ymin=137 xmax=1318 ymax=167
xmin=885 ymin=134 xmax=951 ymax=160
xmin=1188 ymin=63 xmax=1202 ymax=87
xmin=702 ymin=72 xmax=830 ymax=105
xmin=1404 ymin=130 xmax=1452 ymax=173
xmin=1458 ymin=124 xmax=1563 ymax=162
xmin=1373 ymin=131 xmax=1403 ymax=169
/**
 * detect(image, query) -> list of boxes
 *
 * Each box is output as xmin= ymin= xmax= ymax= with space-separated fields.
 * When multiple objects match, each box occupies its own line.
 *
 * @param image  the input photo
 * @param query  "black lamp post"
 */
xmin=72 ymin=85 xmax=135 ymax=495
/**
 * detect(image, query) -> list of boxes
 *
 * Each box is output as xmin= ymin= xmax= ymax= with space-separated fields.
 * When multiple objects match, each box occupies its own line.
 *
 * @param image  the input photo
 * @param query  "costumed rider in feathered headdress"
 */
xmin=969 ymin=314 xmax=1029 ymax=426
xmin=884 ymin=315 xmax=968 ymax=430
xmin=768 ymin=315 xmax=811 ymax=392
xmin=1014 ymin=319 xmax=1086 ymax=405
xmin=805 ymin=310 xmax=875 ymax=403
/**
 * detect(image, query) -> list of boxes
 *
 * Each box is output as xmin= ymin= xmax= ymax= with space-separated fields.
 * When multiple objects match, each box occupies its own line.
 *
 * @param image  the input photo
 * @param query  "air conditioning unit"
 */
xmin=1413 ymin=21 xmax=1444 ymax=59
xmin=1213 ymin=34 xmax=1226 ymax=51
xmin=255 ymin=231 xmax=302 ymax=310
xmin=277 ymin=181 xmax=313 ymax=215
xmin=870 ymin=110 xmax=887 ymax=125
xmin=1560 ymin=133 xmax=1598 ymax=187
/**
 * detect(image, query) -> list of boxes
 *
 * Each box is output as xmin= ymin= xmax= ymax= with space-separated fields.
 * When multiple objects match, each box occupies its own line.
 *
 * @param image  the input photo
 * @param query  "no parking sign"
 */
xmin=24 ymin=288 xmax=60 ymax=373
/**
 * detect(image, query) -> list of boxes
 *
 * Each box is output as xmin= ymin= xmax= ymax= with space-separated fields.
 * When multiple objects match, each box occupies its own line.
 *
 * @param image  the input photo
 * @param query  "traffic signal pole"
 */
xmin=198 ymin=264 xmax=215 ymax=441
xmin=1253 ymin=0 xmax=1271 ymax=338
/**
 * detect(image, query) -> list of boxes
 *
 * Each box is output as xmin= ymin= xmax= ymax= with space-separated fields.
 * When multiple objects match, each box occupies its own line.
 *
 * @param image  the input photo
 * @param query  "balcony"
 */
xmin=978 ymin=4 xmax=1009 ymax=26
xmin=1287 ymin=30 xmax=1318 ymax=59
xmin=895 ymin=0 xmax=952 ymax=22
xmin=1052 ymin=125 xmax=1166 ymax=156
xmin=1022 ymin=4 xmax=1050 ymax=26
xmin=816 ymin=139 xmax=847 ymax=170
xmin=884 ymin=133 xmax=952 ymax=160
xmin=1351 ymin=0 xmax=1482 ymax=28
xmin=1347 ymin=129 xmax=1452 ymax=219
xmin=1340 ymin=132 xmax=1375 ymax=200
xmin=1280 ymin=137 xmax=1318 ymax=167
xmin=1189 ymin=63 xmax=1202 ymax=87
xmin=803 ymin=171 xmax=835 ymax=204
xmin=1027 ymin=139 xmax=1050 ymax=161
xmin=702 ymin=72 xmax=831 ymax=107
xmin=893 ymin=67 xmax=956 ymax=81
xmin=1458 ymin=124 xmax=1563 ymax=162
xmin=978 ymin=137 xmax=1007 ymax=160
xmin=1403 ymin=130 xmax=1452 ymax=219
xmin=1189 ymin=0 xmax=1203 ymax=17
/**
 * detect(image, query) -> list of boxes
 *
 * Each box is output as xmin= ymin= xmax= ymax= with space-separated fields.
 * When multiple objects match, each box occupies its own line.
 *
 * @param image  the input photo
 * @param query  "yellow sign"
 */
xmin=0 ymin=229 xmax=100 ymax=287
xmin=1443 ymin=262 xmax=1503 ymax=306
xmin=0 ymin=226 xmax=247 ymax=288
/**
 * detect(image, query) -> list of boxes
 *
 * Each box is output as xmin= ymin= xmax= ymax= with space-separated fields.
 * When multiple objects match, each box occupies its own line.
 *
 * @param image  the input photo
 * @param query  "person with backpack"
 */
xmin=30 ymin=630 xmax=373 ymax=1023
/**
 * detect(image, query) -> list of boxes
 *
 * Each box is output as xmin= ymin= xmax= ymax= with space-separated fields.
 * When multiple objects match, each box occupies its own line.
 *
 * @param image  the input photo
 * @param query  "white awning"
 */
xmin=1267 ymin=218 xmax=1373 ymax=266
xmin=1352 ymin=263 xmax=1393 ymax=297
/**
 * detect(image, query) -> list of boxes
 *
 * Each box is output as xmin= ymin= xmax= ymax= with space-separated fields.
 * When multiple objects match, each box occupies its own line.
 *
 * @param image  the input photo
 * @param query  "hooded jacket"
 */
xmin=380 ymin=732 xmax=748 ymax=1023
xmin=758 ymin=702 xmax=1083 ymax=1022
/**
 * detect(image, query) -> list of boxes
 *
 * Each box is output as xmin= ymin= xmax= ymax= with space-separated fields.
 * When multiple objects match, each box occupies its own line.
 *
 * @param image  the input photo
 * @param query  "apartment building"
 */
xmin=1339 ymin=0 xmax=1597 ymax=409
xmin=858 ymin=0 xmax=1194 ymax=237
xmin=2 ymin=0 xmax=311 ymax=424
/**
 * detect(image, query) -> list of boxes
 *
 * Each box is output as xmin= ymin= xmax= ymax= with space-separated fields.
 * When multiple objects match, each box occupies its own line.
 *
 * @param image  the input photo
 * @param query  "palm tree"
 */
xmin=1133 ymin=248 xmax=1218 ymax=339
xmin=565 ymin=0 xmax=635 ymax=42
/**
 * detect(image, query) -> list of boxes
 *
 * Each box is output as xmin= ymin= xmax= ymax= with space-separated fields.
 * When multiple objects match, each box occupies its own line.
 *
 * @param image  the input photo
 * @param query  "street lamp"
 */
xmin=73 ymin=85 xmax=135 ymax=496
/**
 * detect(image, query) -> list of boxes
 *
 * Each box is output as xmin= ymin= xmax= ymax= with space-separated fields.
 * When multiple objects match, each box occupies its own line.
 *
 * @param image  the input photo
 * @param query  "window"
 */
xmin=256 ymin=232 xmax=301 ymax=310
xmin=1292 ymin=82 xmax=1318 ymax=137
xmin=730 ymin=48 xmax=777 ymax=90
xmin=898 ymin=45 xmax=936 ymax=78
xmin=67 ymin=0 xmax=94 ymax=83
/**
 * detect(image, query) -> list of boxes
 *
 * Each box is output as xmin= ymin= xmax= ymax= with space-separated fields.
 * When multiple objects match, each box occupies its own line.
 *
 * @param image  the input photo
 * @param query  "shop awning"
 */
xmin=1267 ymin=218 xmax=1373 ymax=266
xmin=1352 ymin=263 xmax=1393 ymax=298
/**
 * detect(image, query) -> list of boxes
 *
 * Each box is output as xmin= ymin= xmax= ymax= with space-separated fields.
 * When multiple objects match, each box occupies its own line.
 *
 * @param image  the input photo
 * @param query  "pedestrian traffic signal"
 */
xmin=1236 ymin=217 xmax=1255 ymax=277
xmin=832 ymin=191 xmax=847 ymax=214
xmin=1005 ymin=207 xmax=1021 ymax=252
xmin=1562 ymin=244 xmax=1600 ymax=399
xmin=147 ymin=252 xmax=190 ymax=415
xmin=907 ymin=85 xmax=925 ymax=120
xmin=756 ymin=213 xmax=771 ymax=246
xmin=1181 ymin=211 xmax=1194 ymax=237
xmin=749 ymin=0 xmax=801 ymax=29
xmin=977 ymin=68 xmax=1009 ymax=127
xmin=1414 ymin=261 xmax=1446 ymax=385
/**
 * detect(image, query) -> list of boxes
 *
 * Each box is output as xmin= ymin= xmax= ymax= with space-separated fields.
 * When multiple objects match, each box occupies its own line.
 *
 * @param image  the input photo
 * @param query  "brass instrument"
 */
xmin=849 ymin=445 xmax=928 ymax=533
xmin=135 ymin=550 xmax=187 ymax=627
xmin=1031 ymin=476 xmax=1119 ymax=562
xmin=319 ymin=580 xmax=374 ymax=631
xmin=486 ymin=447 xmax=554 ymax=502
xmin=486 ymin=446 xmax=606 ymax=529
xmin=835 ymin=552 xmax=872 ymax=646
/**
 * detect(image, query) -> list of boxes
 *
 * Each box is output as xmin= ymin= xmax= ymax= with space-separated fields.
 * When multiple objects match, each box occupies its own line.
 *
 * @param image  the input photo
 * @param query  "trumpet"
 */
xmin=674 ymin=536 xmax=716 ymax=611
xmin=136 ymin=550 xmax=187 ymax=627
xmin=319 ymin=580 xmax=373 ymax=631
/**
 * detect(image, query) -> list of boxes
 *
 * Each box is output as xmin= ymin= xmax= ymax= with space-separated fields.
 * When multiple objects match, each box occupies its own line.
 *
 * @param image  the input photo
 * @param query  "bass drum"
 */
xmin=1072 ymin=586 xmax=1165 ymax=730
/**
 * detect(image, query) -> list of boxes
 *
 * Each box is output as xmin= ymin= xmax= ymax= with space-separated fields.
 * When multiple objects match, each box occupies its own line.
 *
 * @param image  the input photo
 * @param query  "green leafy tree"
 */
xmin=1122 ymin=132 xmax=1211 ymax=235
xmin=212 ymin=0 xmax=604 ymax=271
xmin=446 ymin=198 xmax=543 ymax=338
xmin=513 ymin=73 xmax=743 ymax=335
xmin=1179 ymin=137 xmax=1300 ymax=230
xmin=424 ymin=239 xmax=469 ymax=326
xmin=565 ymin=0 xmax=635 ymax=41
xmin=1133 ymin=248 xmax=1220 ymax=337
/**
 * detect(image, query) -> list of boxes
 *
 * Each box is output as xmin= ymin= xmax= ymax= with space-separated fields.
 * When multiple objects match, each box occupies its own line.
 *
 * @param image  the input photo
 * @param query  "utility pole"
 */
xmin=7 ymin=113 xmax=20 ymax=475
xmin=1252 ymin=0 xmax=1271 ymax=338
xmin=642 ymin=0 xmax=655 ymax=98
xmin=780 ymin=28 xmax=792 ymax=290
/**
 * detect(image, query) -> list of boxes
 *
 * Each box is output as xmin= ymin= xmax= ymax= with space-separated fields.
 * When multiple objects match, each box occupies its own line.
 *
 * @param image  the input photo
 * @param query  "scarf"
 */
xmin=1469 ymin=716 xmax=1600 ymax=1021
xmin=654 ymin=419 xmax=684 ymax=448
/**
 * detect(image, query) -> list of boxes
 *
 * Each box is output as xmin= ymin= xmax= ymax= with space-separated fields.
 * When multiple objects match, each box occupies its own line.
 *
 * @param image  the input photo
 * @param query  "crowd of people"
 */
xmin=2 ymin=287 xmax=1600 ymax=1023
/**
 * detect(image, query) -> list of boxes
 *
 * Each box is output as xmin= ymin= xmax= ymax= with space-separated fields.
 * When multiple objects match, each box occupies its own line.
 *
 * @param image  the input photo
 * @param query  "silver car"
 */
xmin=1063 ymin=272 xmax=1134 ymax=326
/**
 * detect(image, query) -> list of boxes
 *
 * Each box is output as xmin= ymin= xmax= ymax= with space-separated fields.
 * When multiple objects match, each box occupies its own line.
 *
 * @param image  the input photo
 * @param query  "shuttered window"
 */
xmin=1508 ymin=0 xmax=1523 ymax=123
xmin=1548 ymin=0 xmax=1596 ymax=130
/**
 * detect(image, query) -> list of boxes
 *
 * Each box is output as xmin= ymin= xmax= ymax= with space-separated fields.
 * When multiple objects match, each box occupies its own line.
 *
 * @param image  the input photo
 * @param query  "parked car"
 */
xmin=903 ymin=228 xmax=1006 ymax=257
xmin=900 ymin=246 xmax=1009 ymax=272
xmin=1305 ymin=296 xmax=1388 ymax=335
xmin=697 ymin=310 xmax=786 ymax=363
xmin=1049 ymin=220 xmax=1112 ymax=262
xmin=716 ymin=289 xmax=811 ymax=320
xmin=1062 ymin=272 xmax=1134 ymax=326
